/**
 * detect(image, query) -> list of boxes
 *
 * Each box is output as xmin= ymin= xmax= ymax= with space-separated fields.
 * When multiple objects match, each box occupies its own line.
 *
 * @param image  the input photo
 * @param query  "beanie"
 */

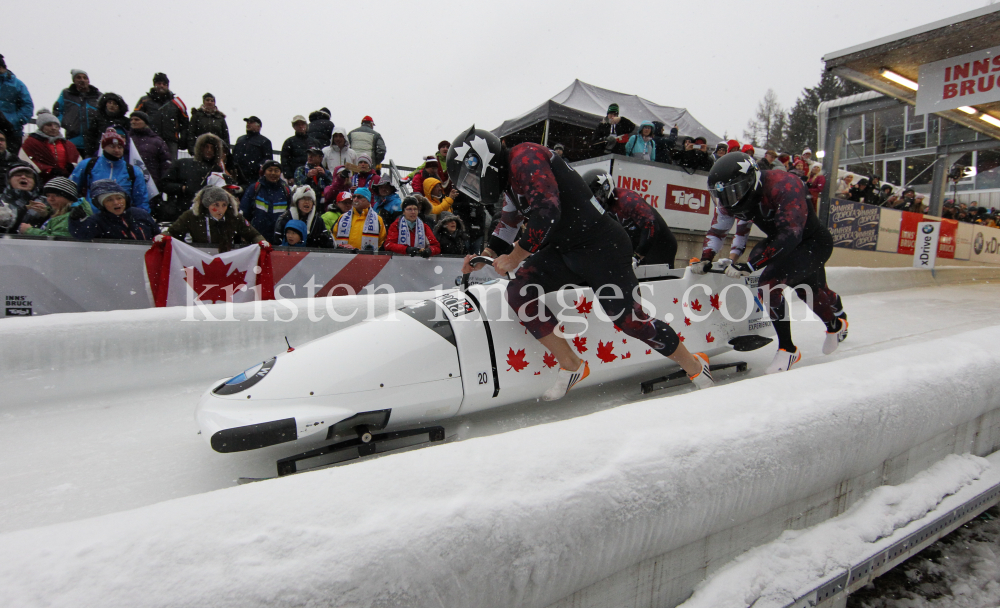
xmin=198 ymin=186 xmax=231 ymax=210
xmin=259 ymin=159 xmax=281 ymax=175
xmin=202 ymin=92 xmax=215 ymax=101
xmin=292 ymin=185 xmax=316 ymax=204
xmin=100 ymin=127 xmax=126 ymax=149
xmin=42 ymin=177 xmax=78 ymax=201
xmin=607 ymin=103 xmax=619 ymax=114
xmin=70 ymin=69 xmax=88 ymax=78
xmin=90 ymin=179 xmax=127 ymax=206
xmin=354 ymin=187 xmax=372 ymax=202
xmin=130 ymin=110 xmax=150 ymax=125
xmin=153 ymin=72 xmax=169 ymax=85
xmin=401 ymin=196 xmax=420 ymax=210
xmin=35 ymin=108 xmax=61 ymax=130
xmin=357 ymin=153 xmax=373 ymax=166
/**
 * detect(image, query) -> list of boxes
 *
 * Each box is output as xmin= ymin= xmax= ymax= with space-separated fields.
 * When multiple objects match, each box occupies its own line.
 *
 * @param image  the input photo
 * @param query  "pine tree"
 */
xmin=743 ymin=89 xmax=786 ymax=149
xmin=781 ymin=70 xmax=866 ymax=154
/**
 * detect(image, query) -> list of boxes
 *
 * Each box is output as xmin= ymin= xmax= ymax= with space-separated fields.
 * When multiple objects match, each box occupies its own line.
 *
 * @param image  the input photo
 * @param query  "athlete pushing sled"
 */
xmin=452 ymin=126 xmax=712 ymax=401
xmin=691 ymin=152 xmax=849 ymax=373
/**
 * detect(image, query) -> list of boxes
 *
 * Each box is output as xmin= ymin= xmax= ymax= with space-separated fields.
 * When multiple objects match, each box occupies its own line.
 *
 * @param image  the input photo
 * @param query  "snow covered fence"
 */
xmin=2 ymin=323 xmax=1000 ymax=607
xmin=828 ymin=265 xmax=1000 ymax=296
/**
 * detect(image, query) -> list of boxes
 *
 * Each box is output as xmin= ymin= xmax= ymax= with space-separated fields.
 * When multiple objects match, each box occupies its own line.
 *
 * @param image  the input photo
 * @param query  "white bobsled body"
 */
xmin=196 ymin=268 xmax=772 ymax=454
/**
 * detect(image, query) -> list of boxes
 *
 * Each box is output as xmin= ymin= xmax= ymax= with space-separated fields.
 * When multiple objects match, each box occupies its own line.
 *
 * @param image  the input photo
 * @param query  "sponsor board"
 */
xmin=897 ymin=211 xmax=925 ymax=255
xmin=828 ymin=199 xmax=879 ymax=250
xmin=970 ymin=225 xmax=1000 ymax=265
xmin=611 ymin=158 xmax=721 ymax=232
xmin=916 ymin=45 xmax=1000 ymax=115
xmin=913 ymin=222 xmax=940 ymax=269
xmin=876 ymin=207 xmax=903 ymax=253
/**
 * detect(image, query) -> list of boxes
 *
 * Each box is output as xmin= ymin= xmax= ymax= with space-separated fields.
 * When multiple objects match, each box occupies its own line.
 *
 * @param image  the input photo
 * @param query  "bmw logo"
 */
xmin=974 ymin=232 xmax=985 ymax=255
xmin=921 ymin=224 xmax=934 ymax=234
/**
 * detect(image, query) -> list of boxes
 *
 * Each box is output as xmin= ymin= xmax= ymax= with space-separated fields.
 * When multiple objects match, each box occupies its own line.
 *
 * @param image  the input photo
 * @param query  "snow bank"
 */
xmin=2 ymin=322 xmax=1000 ymax=607
xmin=828 ymin=265 xmax=1000 ymax=296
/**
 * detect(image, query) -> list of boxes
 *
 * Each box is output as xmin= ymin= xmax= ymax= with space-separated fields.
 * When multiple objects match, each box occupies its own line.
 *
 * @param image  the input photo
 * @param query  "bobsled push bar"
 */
xmin=461 ymin=255 xmax=517 ymax=290
xmin=639 ymin=335 xmax=772 ymax=394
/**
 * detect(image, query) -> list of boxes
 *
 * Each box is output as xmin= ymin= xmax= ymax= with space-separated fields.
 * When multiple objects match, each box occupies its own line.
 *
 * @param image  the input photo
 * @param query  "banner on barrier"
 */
xmin=876 ymin=207 xmax=903 ymax=253
xmin=970 ymin=225 xmax=1000 ymax=265
xmin=828 ymin=199 xmax=879 ymax=250
xmin=897 ymin=211 xmax=925 ymax=255
xmin=913 ymin=222 xmax=940 ymax=269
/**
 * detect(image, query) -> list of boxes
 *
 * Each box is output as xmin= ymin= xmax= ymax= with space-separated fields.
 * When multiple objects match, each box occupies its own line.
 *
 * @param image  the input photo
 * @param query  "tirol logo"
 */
xmin=436 ymin=293 xmax=475 ymax=317
xmin=974 ymin=232 xmax=984 ymax=255
xmin=921 ymin=224 xmax=935 ymax=234
xmin=665 ymin=184 xmax=711 ymax=215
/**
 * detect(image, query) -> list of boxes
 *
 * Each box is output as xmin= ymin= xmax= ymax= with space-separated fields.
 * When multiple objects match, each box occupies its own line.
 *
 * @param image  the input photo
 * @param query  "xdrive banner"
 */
xmin=913 ymin=222 xmax=940 ymax=269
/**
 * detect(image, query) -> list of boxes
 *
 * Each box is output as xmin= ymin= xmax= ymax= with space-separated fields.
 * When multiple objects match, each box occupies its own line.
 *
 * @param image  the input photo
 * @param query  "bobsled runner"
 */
xmin=196 ymin=261 xmax=773 ymax=476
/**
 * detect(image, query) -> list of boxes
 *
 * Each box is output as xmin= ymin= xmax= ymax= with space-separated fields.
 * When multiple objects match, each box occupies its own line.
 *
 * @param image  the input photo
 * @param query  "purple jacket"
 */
xmin=128 ymin=127 xmax=172 ymax=186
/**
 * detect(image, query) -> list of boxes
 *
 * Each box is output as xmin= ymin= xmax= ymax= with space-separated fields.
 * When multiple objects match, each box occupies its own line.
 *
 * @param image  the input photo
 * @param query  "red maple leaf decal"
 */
xmin=596 ymin=340 xmax=617 ymax=363
xmin=710 ymin=293 xmax=720 ymax=311
xmin=506 ymin=348 xmax=529 ymax=372
xmin=185 ymin=257 xmax=248 ymax=303
xmin=622 ymin=339 xmax=627 ymax=344
xmin=684 ymin=317 xmax=691 ymax=326
xmin=678 ymin=333 xmax=685 ymax=342
xmin=559 ymin=324 xmax=566 ymax=334
xmin=621 ymin=352 xmax=632 ymax=359
xmin=573 ymin=336 xmax=588 ymax=353
xmin=543 ymin=351 xmax=558 ymax=368
xmin=575 ymin=297 xmax=594 ymax=316
xmin=673 ymin=298 xmax=679 ymax=304
xmin=533 ymin=371 xmax=541 ymax=375
xmin=645 ymin=349 xmax=652 ymax=355
xmin=706 ymin=332 xmax=715 ymax=343
xmin=690 ymin=299 xmax=703 ymax=312
xmin=613 ymin=325 xmax=622 ymax=333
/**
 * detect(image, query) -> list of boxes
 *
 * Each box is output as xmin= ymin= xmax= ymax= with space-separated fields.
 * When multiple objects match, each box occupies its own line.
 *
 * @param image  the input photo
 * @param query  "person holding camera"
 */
xmin=676 ymin=136 xmax=714 ymax=171
xmin=592 ymin=103 xmax=635 ymax=155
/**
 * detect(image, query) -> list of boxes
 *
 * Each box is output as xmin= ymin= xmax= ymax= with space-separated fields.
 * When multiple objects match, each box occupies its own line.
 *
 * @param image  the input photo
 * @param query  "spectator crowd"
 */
xmin=0 ymin=57 xmax=491 ymax=256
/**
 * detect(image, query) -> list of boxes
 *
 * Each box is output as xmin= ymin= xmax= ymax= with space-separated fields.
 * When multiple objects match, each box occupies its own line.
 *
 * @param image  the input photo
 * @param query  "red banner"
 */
xmin=897 ymin=212 xmax=925 ymax=255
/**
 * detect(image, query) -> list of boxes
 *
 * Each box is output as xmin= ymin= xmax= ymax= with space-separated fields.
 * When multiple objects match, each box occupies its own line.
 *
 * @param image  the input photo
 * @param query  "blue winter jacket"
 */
xmin=240 ymin=179 xmax=292 ymax=245
xmin=372 ymin=192 xmax=402 ymax=218
xmin=69 ymin=154 xmax=150 ymax=213
xmin=625 ymin=121 xmax=657 ymax=161
xmin=69 ymin=205 xmax=159 ymax=241
xmin=0 ymin=70 xmax=34 ymax=132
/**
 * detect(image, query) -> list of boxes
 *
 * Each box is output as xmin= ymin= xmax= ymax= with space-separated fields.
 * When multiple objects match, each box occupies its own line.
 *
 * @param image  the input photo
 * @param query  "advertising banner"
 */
xmin=828 ymin=199 xmax=880 ymax=250
xmin=916 ymin=45 xmax=1000 ymax=115
xmin=876 ymin=207 xmax=903 ymax=253
xmin=897 ymin=211 xmax=925 ymax=255
xmin=913 ymin=222 xmax=940 ymax=269
xmin=937 ymin=219 xmax=958 ymax=259
xmin=955 ymin=221 xmax=974 ymax=260
xmin=969 ymin=225 xmax=1000 ymax=265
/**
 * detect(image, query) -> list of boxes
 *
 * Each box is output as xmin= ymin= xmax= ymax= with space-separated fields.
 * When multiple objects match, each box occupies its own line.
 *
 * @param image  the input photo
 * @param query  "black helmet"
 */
xmin=582 ymin=168 xmax=616 ymax=209
xmin=707 ymin=152 xmax=762 ymax=218
xmin=446 ymin=126 xmax=506 ymax=206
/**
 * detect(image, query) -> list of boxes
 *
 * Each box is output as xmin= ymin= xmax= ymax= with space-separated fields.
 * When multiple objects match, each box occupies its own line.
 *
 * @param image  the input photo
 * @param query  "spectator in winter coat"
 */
xmin=625 ymin=121 xmax=656 ymax=161
xmin=0 ymin=55 xmax=33 ymax=155
xmin=759 ymin=149 xmax=778 ymax=171
xmin=385 ymin=196 xmax=440 ymax=257
xmin=321 ymin=190 xmax=353 ymax=231
xmin=741 ymin=144 xmax=755 ymax=157
xmin=449 ymin=191 xmax=489 ymax=253
xmin=0 ymin=131 xmax=18 ymax=191
xmin=187 ymin=93 xmax=230 ymax=154
xmin=308 ymin=108 xmax=334 ymax=146
xmin=435 ymin=140 xmax=450 ymax=180
xmin=85 ymin=92 xmax=129 ymax=156
xmin=133 ymin=73 xmax=189 ymax=161
xmin=409 ymin=157 xmax=447 ymax=199
xmin=350 ymin=154 xmax=379 ymax=192
xmin=835 ymin=173 xmax=853 ymax=198
xmin=21 ymin=109 xmax=80 ymax=184
xmin=652 ymin=122 xmax=674 ymax=165
xmin=592 ymin=103 xmax=635 ymax=154
xmin=293 ymin=148 xmax=333 ymax=202
xmin=167 ymin=186 xmax=264 ymax=252
xmin=19 ymin=177 xmax=92 ymax=237
xmin=794 ymin=149 xmax=813 ymax=175
xmin=70 ymin=128 xmax=149 ymax=213
xmin=233 ymin=116 xmax=272 ymax=186
xmin=321 ymin=126 xmax=357 ymax=173
xmin=348 ymin=116 xmax=386 ymax=167
xmin=281 ymin=115 xmax=320 ymax=179
xmin=847 ymin=178 xmax=874 ymax=204
xmin=0 ymin=164 xmax=48 ymax=234
xmin=433 ymin=211 xmax=468 ymax=255
xmin=775 ymin=153 xmax=790 ymax=171
xmin=807 ymin=166 xmax=826 ymax=211
xmin=53 ymin=70 xmax=101 ymax=155
xmin=69 ymin=179 xmax=158 ymax=241
xmin=422 ymin=177 xmax=455 ymax=215
xmin=675 ymin=136 xmax=714 ymax=172
xmin=159 ymin=133 xmax=225 ymax=222
xmin=128 ymin=111 xmax=171 ymax=187
xmin=713 ymin=142 xmax=728 ymax=162
xmin=332 ymin=187 xmax=385 ymax=250
xmin=321 ymin=165 xmax=352 ymax=209
xmin=274 ymin=185 xmax=332 ymax=248
xmin=371 ymin=177 xmax=402 ymax=227
xmin=282 ymin=219 xmax=308 ymax=247
xmin=240 ymin=159 xmax=292 ymax=245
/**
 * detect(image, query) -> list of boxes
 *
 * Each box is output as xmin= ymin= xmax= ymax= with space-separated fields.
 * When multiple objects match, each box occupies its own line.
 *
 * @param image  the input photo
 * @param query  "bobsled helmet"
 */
xmin=707 ymin=152 xmax=762 ymax=219
xmin=446 ymin=125 xmax=507 ymax=206
xmin=582 ymin=168 xmax=616 ymax=210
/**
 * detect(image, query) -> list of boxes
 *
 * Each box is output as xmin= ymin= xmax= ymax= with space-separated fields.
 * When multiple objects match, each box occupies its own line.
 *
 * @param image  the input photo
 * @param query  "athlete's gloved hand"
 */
xmin=687 ymin=257 xmax=711 ymax=275
xmin=718 ymin=258 xmax=733 ymax=269
xmin=405 ymin=246 xmax=418 ymax=256
xmin=419 ymin=248 xmax=432 ymax=259
xmin=725 ymin=262 xmax=754 ymax=278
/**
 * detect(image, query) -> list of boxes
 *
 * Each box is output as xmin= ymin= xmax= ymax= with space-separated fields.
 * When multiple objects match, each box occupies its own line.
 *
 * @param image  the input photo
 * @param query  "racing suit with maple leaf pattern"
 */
xmin=610 ymin=187 xmax=677 ymax=267
xmin=488 ymin=142 xmax=681 ymax=356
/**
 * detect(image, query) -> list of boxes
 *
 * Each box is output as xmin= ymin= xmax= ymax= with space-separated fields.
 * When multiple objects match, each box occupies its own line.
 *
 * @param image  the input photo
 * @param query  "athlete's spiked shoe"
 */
xmin=765 ymin=348 xmax=802 ymax=374
xmin=822 ymin=318 xmax=849 ymax=355
xmin=542 ymin=360 xmax=591 ymax=401
xmin=689 ymin=352 xmax=714 ymax=389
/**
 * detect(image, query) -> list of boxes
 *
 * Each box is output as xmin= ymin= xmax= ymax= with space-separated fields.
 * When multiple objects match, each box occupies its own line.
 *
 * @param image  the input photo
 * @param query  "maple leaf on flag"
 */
xmin=678 ymin=333 xmax=685 ymax=342
xmin=673 ymin=298 xmax=678 ymax=304
xmin=645 ymin=349 xmax=652 ymax=355
xmin=684 ymin=317 xmax=691 ymax=326
xmin=506 ymin=348 xmax=529 ymax=372
xmin=573 ymin=336 xmax=588 ymax=353
xmin=575 ymin=297 xmax=594 ymax=316
xmin=706 ymin=332 xmax=715 ymax=343
xmin=185 ymin=257 xmax=248 ymax=303
xmin=621 ymin=352 xmax=632 ymax=359
xmin=710 ymin=293 xmax=720 ymax=311
xmin=596 ymin=340 xmax=617 ymax=363
xmin=543 ymin=351 xmax=558 ymax=368
xmin=690 ymin=299 xmax=703 ymax=312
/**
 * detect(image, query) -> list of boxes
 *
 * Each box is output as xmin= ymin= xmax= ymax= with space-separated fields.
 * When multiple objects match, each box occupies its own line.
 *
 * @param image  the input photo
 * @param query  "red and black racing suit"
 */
xmin=490 ymin=143 xmax=681 ymax=355
xmin=701 ymin=170 xmax=844 ymax=349
xmin=610 ymin=188 xmax=678 ymax=267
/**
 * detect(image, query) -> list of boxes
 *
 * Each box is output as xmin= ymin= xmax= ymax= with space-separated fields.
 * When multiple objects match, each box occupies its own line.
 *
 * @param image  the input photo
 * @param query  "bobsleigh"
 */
xmin=195 ymin=262 xmax=773 ymax=476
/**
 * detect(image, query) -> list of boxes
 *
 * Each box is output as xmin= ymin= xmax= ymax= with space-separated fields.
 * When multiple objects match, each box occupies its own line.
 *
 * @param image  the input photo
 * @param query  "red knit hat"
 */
xmin=100 ymin=128 xmax=126 ymax=149
xmin=362 ymin=115 xmax=375 ymax=125
xmin=727 ymin=139 xmax=740 ymax=153
xmin=741 ymin=144 xmax=755 ymax=155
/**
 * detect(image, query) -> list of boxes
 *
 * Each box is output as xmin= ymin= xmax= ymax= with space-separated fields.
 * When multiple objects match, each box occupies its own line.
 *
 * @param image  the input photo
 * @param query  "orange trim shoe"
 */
xmin=542 ymin=360 xmax=590 ymax=401
xmin=688 ymin=352 xmax=714 ymax=389
xmin=765 ymin=348 xmax=802 ymax=374
xmin=822 ymin=318 xmax=849 ymax=355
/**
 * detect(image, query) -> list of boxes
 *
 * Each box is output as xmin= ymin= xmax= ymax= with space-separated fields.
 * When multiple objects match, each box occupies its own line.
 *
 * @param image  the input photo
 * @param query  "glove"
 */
xmin=718 ymin=258 xmax=733 ymax=269
xmin=725 ymin=262 xmax=754 ymax=278
xmin=69 ymin=202 xmax=87 ymax=221
xmin=687 ymin=257 xmax=710 ymax=275
xmin=258 ymin=240 xmax=271 ymax=249
xmin=406 ymin=246 xmax=418 ymax=256
xmin=153 ymin=234 xmax=170 ymax=244
xmin=420 ymin=248 xmax=432 ymax=258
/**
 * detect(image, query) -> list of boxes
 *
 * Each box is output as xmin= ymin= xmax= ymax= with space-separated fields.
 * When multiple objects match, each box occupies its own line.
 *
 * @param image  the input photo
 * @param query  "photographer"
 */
xmin=592 ymin=103 xmax=635 ymax=155
xmin=675 ymin=136 xmax=714 ymax=171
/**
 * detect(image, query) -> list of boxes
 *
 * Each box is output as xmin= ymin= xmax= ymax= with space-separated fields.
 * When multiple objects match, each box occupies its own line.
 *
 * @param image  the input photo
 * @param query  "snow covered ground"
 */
xmin=2 ymin=274 xmax=1000 ymax=608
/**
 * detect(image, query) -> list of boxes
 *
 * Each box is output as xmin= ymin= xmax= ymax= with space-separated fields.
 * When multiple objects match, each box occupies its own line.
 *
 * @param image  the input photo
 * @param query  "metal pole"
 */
xmin=819 ymin=116 xmax=845 ymax=227
xmin=541 ymin=119 xmax=550 ymax=147
xmin=929 ymin=150 xmax=964 ymax=216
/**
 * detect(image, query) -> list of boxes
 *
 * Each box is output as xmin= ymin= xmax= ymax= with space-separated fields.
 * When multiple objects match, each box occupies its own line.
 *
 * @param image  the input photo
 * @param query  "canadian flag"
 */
xmin=144 ymin=237 xmax=274 ymax=307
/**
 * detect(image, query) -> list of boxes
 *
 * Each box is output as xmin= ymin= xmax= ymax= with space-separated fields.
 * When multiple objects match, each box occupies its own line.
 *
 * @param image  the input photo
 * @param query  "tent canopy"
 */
xmin=493 ymin=80 xmax=722 ymax=144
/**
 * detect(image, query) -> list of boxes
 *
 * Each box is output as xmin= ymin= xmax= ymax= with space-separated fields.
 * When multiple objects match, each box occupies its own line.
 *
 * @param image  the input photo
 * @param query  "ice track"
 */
xmin=0 ymin=270 xmax=998 ymax=535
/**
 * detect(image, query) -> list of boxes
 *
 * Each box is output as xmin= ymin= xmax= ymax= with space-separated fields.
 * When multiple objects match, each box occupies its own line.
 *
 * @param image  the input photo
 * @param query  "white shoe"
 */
xmin=822 ymin=318 xmax=848 ymax=355
xmin=765 ymin=348 xmax=802 ymax=374
xmin=688 ymin=352 xmax=714 ymax=389
xmin=542 ymin=360 xmax=590 ymax=401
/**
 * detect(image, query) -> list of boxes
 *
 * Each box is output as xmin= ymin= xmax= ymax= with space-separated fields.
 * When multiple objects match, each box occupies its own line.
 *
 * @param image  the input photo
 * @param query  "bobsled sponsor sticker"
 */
xmin=435 ymin=293 xmax=475 ymax=317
